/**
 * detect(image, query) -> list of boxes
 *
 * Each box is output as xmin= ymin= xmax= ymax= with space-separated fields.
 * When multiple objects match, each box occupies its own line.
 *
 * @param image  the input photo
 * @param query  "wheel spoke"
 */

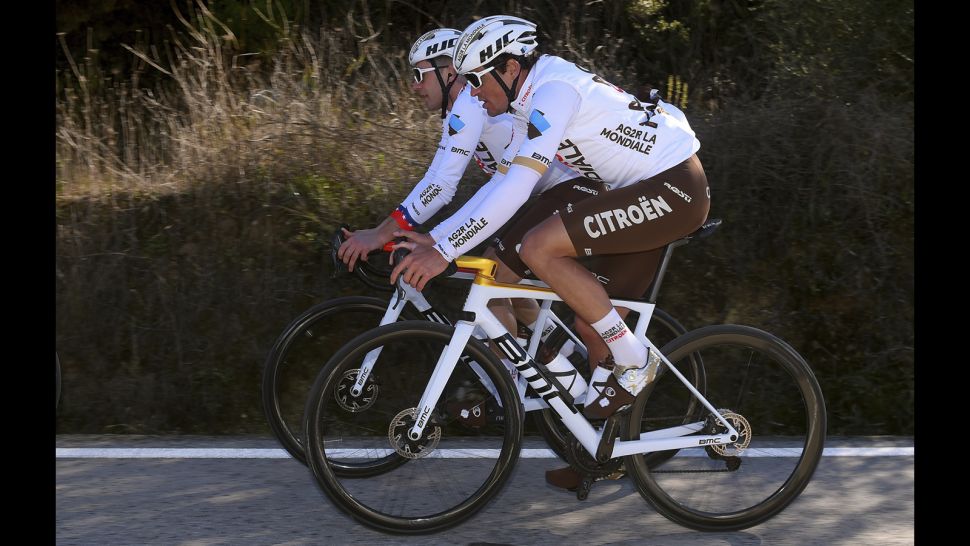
xmin=625 ymin=325 xmax=825 ymax=531
xmin=303 ymin=321 xmax=522 ymax=534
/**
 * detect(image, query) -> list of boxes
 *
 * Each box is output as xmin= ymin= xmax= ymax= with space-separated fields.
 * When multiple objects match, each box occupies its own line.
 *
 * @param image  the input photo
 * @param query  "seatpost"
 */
xmin=646 ymin=218 xmax=722 ymax=303
xmin=645 ymin=239 xmax=689 ymax=304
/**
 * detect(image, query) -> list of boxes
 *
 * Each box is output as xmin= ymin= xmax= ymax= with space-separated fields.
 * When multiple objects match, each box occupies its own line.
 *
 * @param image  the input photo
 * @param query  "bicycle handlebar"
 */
xmin=330 ymin=224 xmax=398 ymax=292
xmin=391 ymin=246 xmax=459 ymax=291
xmin=330 ymin=225 xmax=458 ymax=292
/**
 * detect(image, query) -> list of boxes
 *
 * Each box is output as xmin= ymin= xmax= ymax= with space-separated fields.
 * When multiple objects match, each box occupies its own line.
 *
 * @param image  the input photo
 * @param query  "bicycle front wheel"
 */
xmin=303 ymin=320 xmax=523 ymax=534
xmin=261 ymin=296 xmax=420 ymax=466
xmin=624 ymin=324 xmax=826 ymax=531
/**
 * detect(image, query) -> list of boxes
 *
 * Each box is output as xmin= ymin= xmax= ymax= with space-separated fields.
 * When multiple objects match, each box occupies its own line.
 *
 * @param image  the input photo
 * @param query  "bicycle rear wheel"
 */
xmin=624 ymin=324 xmax=826 ymax=531
xmin=261 ymin=296 xmax=420 ymax=466
xmin=303 ymin=320 xmax=523 ymax=534
xmin=531 ymin=306 xmax=702 ymax=469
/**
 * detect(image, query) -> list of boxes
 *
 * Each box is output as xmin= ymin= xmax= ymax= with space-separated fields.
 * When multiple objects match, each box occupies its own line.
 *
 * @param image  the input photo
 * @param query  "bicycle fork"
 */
xmin=348 ymin=286 xmax=414 ymax=397
xmin=350 ymin=283 xmax=499 ymax=404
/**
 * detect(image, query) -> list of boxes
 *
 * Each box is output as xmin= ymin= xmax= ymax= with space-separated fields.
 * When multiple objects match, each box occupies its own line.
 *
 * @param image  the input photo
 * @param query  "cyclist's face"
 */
xmin=411 ymin=60 xmax=451 ymax=111
xmin=469 ymin=61 xmax=519 ymax=117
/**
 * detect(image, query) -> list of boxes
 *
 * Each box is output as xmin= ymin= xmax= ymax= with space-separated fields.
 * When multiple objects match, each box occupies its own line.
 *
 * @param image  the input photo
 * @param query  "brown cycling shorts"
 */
xmin=492 ymin=154 xmax=710 ymax=299
xmin=492 ymin=177 xmax=604 ymax=279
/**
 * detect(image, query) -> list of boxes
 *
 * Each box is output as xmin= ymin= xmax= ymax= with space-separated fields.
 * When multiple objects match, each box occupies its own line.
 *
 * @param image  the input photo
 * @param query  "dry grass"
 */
xmin=56 ymin=8 xmax=437 ymax=200
xmin=55 ymin=5 xmax=913 ymax=435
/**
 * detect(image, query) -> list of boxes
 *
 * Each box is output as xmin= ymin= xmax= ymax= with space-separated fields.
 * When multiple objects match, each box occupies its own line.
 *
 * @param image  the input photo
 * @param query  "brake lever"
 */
xmin=391 ymin=245 xmax=410 ymax=307
xmin=389 ymin=243 xmax=458 ymax=296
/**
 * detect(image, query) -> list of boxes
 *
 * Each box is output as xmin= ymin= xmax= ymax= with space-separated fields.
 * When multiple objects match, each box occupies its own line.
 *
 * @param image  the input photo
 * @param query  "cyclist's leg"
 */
xmin=545 ymin=251 xmax=664 ymax=490
xmin=520 ymin=154 xmax=710 ymax=416
xmin=574 ymin=251 xmax=664 ymax=373
xmin=489 ymin=177 xmax=607 ymax=342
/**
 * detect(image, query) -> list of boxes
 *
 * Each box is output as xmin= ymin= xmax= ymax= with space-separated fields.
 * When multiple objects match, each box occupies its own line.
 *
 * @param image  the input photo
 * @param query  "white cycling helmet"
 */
xmin=408 ymin=28 xmax=462 ymax=119
xmin=408 ymin=28 xmax=462 ymax=66
xmin=453 ymin=16 xmax=538 ymax=75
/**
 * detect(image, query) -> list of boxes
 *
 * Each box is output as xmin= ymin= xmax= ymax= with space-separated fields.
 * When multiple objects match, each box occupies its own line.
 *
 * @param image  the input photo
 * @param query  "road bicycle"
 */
xmin=262 ymin=221 xmax=708 ymax=466
xmin=301 ymin=222 xmax=826 ymax=534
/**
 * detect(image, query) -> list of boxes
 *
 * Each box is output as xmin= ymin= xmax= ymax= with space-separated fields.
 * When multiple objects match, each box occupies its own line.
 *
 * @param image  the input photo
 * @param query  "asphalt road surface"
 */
xmin=56 ymin=435 xmax=914 ymax=545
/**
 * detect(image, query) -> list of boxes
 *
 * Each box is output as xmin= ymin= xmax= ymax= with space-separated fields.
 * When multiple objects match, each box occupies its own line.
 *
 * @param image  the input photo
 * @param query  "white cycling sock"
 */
xmin=545 ymin=352 xmax=588 ymax=398
xmin=591 ymin=309 xmax=647 ymax=367
xmin=584 ymin=364 xmax=613 ymax=406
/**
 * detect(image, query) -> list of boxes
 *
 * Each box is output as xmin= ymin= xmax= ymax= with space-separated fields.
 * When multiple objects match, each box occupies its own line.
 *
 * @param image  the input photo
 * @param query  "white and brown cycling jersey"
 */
xmin=392 ymin=82 xmax=573 ymax=230
xmin=430 ymin=54 xmax=705 ymax=263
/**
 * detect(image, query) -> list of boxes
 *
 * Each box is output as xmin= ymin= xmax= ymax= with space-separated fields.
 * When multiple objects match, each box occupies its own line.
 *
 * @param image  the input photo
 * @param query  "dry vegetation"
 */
xmin=55 ymin=1 xmax=913 ymax=435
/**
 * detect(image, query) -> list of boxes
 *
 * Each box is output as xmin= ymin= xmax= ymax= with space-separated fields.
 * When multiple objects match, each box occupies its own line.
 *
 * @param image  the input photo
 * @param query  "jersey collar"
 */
xmin=509 ymin=56 xmax=543 ymax=115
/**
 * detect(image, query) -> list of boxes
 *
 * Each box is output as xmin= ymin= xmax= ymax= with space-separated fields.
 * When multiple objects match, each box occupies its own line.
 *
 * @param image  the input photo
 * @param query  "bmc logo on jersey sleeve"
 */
xmin=448 ymin=114 xmax=466 ymax=136
xmin=527 ymin=109 xmax=551 ymax=139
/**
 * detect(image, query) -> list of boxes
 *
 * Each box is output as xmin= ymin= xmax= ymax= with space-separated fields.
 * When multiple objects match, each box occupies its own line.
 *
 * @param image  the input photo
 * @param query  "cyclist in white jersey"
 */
xmin=338 ymin=27 xmax=578 ymax=338
xmin=391 ymin=17 xmax=711 ymax=432
xmin=338 ymin=28 xmax=507 ymax=267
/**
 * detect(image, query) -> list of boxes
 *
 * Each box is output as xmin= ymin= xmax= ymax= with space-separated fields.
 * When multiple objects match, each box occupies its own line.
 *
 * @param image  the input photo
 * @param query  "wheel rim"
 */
xmin=626 ymin=326 xmax=825 ymax=530
xmin=262 ymin=297 xmax=410 ymax=465
xmin=304 ymin=322 xmax=522 ymax=532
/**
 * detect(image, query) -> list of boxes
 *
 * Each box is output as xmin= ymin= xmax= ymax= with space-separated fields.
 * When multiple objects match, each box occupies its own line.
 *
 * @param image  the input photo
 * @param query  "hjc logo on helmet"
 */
xmin=479 ymin=31 xmax=514 ymax=64
xmin=426 ymin=38 xmax=458 ymax=57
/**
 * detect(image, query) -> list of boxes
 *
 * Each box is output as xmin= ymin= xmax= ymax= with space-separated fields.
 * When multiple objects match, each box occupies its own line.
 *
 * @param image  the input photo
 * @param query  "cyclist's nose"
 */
xmin=470 ymin=85 xmax=482 ymax=98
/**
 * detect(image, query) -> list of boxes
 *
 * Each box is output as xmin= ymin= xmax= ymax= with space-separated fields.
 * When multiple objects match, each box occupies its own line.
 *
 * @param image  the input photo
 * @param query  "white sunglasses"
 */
xmin=465 ymin=65 xmax=497 ymax=89
xmin=412 ymin=65 xmax=442 ymax=84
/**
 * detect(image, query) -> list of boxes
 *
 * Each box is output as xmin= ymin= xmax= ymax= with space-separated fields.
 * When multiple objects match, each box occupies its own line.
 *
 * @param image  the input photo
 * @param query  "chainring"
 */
xmin=564 ymin=432 xmax=623 ymax=479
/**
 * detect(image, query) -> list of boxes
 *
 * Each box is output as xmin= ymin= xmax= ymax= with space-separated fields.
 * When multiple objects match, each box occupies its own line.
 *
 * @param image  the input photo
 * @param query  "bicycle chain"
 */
xmin=650 ymin=454 xmax=742 ymax=474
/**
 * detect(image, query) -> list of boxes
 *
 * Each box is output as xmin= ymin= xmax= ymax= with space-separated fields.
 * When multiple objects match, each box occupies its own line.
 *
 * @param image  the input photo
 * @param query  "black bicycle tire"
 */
xmin=624 ymin=324 xmax=826 ymax=531
xmin=302 ymin=320 xmax=523 ymax=534
xmin=260 ymin=295 xmax=420 ymax=467
xmin=530 ymin=306 xmax=700 ymax=468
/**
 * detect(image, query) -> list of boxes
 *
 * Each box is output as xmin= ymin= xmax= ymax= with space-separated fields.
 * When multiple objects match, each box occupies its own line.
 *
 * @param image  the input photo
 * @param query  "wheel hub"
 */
xmin=334 ymin=368 xmax=378 ymax=412
xmin=388 ymin=407 xmax=441 ymax=459
xmin=709 ymin=409 xmax=752 ymax=456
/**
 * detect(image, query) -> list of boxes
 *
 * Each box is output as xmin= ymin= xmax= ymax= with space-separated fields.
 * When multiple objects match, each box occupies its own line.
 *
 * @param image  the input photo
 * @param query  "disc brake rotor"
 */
xmin=388 ymin=407 xmax=441 ymax=459
xmin=333 ymin=368 xmax=378 ymax=412
xmin=710 ymin=409 xmax=752 ymax=456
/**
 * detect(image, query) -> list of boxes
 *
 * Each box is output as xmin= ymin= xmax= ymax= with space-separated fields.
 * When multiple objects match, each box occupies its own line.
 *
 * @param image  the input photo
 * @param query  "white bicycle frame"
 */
xmin=402 ymin=256 xmax=741 ymax=461
xmin=349 ymin=269 xmax=590 ymax=407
